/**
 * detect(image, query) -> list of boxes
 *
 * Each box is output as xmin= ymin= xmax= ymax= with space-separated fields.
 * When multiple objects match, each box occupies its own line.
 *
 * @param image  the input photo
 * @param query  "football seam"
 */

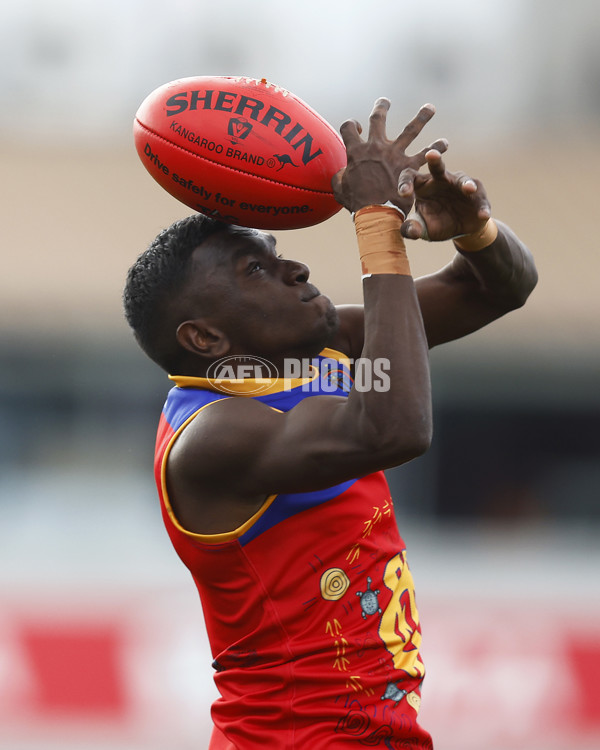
xmin=135 ymin=119 xmax=338 ymax=197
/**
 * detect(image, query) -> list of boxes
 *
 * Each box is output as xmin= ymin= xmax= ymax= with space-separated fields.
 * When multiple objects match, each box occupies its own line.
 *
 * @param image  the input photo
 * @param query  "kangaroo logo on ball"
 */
xmin=274 ymin=154 xmax=298 ymax=171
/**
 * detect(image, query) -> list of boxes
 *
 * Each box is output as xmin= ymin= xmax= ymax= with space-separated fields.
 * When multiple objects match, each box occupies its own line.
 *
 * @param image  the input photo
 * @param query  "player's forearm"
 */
xmin=452 ymin=220 xmax=538 ymax=309
xmin=356 ymin=274 xmax=432 ymax=461
xmin=343 ymin=208 xmax=432 ymax=464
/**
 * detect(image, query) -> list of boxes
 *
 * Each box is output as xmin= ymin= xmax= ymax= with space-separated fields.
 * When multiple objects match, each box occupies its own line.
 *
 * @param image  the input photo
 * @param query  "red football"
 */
xmin=133 ymin=76 xmax=347 ymax=230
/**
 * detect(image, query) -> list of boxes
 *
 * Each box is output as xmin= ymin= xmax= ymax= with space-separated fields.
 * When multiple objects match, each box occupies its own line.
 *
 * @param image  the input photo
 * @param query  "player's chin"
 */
xmin=318 ymin=295 xmax=340 ymax=336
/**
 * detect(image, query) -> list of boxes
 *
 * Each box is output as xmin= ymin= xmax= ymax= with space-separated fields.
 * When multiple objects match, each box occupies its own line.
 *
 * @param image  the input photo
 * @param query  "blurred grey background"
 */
xmin=0 ymin=1 xmax=599 ymax=748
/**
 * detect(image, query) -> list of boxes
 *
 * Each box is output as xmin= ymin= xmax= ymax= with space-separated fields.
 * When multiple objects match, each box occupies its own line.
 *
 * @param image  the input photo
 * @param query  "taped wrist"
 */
xmin=453 ymin=218 xmax=499 ymax=252
xmin=354 ymin=205 xmax=411 ymax=278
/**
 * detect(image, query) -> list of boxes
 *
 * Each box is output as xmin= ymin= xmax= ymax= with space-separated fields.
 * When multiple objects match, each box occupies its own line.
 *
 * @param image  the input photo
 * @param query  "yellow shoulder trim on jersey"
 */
xmin=168 ymin=369 xmax=319 ymax=395
xmin=160 ymin=400 xmax=282 ymax=544
xmin=319 ymin=346 xmax=346 ymax=359
xmin=168 ymin=348 xmax=351 ymax=395
xmin=318 ymin=347 xmax=352 ymax=368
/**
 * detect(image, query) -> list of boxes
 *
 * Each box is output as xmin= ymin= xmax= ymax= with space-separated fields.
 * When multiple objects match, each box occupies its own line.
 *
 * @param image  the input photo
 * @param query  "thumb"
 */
xmin=401 ymin=211 xmax=429 ymax=241
xmin=331 ymin=168 xmax=347 ymax=207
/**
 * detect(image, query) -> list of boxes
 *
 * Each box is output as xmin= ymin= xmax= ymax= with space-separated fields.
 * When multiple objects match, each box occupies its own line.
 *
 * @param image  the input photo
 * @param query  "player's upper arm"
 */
xmin=334 ymin=261 xmax=521 ymax=355
xmin=168 ymin=391 xmax=425 ymax=500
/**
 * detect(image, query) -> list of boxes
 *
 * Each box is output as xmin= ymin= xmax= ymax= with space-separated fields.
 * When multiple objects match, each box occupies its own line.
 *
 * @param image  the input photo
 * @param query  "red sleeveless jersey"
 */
xmin=154 ymin=349 xmax=433 ymax=749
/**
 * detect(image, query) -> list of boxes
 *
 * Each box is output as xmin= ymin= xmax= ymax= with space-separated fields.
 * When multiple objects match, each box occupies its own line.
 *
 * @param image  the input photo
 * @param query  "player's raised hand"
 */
xmin=332 ymin=100 xmax=448 ymax=216
xmin=398 ymin=149 xmax=492 ymax=241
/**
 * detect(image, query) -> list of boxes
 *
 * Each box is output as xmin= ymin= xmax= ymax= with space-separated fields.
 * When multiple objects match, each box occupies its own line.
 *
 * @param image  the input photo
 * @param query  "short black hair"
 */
xmin=123 ymin=213 xmax=250 ymax=372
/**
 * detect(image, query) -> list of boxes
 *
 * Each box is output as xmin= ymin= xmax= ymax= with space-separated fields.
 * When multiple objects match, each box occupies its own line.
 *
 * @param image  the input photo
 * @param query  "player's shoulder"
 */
xmin=169 ymin=395 xmax=279 ymax=478
xmin=190 ymin=394 xmax=277 ymax=436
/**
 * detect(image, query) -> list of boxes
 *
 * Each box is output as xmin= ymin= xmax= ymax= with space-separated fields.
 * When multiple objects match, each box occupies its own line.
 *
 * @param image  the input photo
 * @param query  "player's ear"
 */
xmin=176 ymin=319 xmax=230 ymax=359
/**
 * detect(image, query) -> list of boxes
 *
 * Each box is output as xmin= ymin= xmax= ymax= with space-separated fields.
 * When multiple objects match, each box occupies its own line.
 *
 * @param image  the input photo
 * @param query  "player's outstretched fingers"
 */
xmin=456 ymin=172 xmax=479 ymax=195
xmin=367 ymin=97 xmax=391 ymax=141
xmin=453 ymin=173 xmax=492 ymax=218
xmin=422 ymin=138 xmax=448 ymax=158
xmin=394 ymin=103 xmax=436 ymax=150
xmin=339 ymin=119 xmax=364 ymax=149
xmin=398 ymin=167 xmax=419 ymax=200
xmin=424 ymin=149 xmax=448 ymax=178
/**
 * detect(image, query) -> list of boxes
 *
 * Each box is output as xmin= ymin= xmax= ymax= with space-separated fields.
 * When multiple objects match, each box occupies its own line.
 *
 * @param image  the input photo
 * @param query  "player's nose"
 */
xmin=282 ymin=259 xmax=310 ymax=285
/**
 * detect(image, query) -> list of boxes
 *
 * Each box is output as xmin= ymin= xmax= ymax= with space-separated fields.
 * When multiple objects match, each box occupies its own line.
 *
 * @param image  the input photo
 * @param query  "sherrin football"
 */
xmin=133 ymin=76 xmax=347 ymax=230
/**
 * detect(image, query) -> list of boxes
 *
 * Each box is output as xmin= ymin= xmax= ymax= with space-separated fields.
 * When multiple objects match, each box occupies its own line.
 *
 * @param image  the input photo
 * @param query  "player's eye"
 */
xmin=247 ymin=260 xmax=263 ymax=274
